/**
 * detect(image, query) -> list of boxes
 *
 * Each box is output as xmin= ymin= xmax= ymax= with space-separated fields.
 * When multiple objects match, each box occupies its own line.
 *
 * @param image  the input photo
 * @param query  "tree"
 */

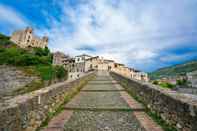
xmin=54 ymin=66 xmax=68 ymax=80
xmin=153 ymin=80 xmax=159 ymax=85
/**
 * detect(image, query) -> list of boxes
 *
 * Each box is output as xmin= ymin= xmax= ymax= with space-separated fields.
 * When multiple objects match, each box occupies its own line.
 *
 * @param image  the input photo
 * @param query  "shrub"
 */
xmin=153 ymin=80 xmax=159 ymax=85
xmin=39 ymin=55 xmax=52 ymax=65
xmin=17 ymin=54 xmax=41 ymax=66
xmin=0 ymin=33 xmax=14 ymax=46
xmin=54 ymin=66 xmax=67 ymax=80
xmin=176 ymin=79 xmax=187 ymax=86
xmin=35 ymin=65 xmax=68 ymax=81
xmin=0 ymin=46 xmax=53 ymax=66
xmin=159 ymin=82 xmax=175 ymax=89
xmin=33 ymin=47 xmax=50 ymax=56
xmin=35 ymin=65 xmax=55 ymax=81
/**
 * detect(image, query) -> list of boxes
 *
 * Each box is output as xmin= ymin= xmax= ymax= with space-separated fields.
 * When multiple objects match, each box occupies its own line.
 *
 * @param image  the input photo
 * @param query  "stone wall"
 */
xmin=0 ymin=72 xmax=95 ymax=131
xmin=111 ymin=72 xmax=197 ymax=131
xmin=0 ymin=65 xmax=40 ymax=98
xmin=175 ymin=88 xmax=197 ymax=95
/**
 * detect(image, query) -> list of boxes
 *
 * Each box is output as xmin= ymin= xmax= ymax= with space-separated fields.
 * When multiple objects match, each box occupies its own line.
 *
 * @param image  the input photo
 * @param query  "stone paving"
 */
xmin=44 ymin=71 xmax=163 ymax=131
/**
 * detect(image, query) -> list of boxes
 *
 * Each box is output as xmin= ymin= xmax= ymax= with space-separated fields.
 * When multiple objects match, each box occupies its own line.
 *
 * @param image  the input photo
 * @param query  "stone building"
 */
xmin=112 ymin=63 xmax=149 ymax=82
xmin=63 ymin=53 xmax=149 ymax=82
xmin=74 ymin=54 xmax=92 ymax=72
xmin=85 ymin=56 xmax=100 ymax=71
xmin=52 ymin=52 xmax=71 ymax=67
xmin=85 ymin=56 xmax=115 ymax=71
xmin=187 ymin=71 xmax=197 ymax=88
xmin=10 ymin=27 xmax=48 ymax=49
xmin=133 ymin=70 xmax=149 ymax=82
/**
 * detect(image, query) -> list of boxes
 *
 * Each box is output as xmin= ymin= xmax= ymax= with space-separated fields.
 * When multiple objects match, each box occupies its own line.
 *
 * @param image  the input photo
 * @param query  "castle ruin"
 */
xmin=10 ymin=27 xmax=48 ymax=49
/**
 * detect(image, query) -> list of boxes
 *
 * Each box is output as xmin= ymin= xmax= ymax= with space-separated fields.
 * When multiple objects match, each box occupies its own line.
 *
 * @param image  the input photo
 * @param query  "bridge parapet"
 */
xmin=0 ymin=72 xmax=95 ymax=131
xmin=110 ymin=71 xmax=197 ymax=131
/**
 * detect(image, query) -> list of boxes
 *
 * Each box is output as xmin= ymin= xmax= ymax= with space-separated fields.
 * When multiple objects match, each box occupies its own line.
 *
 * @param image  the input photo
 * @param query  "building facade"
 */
xmin=112 ymin=63 xmax=149 ymax=82
xmin=187 ymin=71 xmax=197 ymax=88
xmin=52 ymin=52 xmax=71 ymax=67
xmin=74 ymin=54 xmax=92 ymax=72
xmin=52 ymin=53 xmax=149 ymax=82
xmin=10 ymin=27 xmax=48 ymax=49
xmin=85 ymin=56 xmax=115 ymax=71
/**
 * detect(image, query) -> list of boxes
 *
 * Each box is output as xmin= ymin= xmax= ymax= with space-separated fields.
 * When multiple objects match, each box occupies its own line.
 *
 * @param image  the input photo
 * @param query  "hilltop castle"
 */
xmin=10 ymin=27 xmax=48 ymax=49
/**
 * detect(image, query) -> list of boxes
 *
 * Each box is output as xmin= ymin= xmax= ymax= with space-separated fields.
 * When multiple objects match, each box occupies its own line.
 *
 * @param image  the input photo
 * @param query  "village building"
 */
xmin=10 ymin=27 xmax=48 ymax=49
xmin=112 ymin=63 xmax=149 ymax=82
xmin=85 ymin=56 xmax=115 ymax=71
xmin=133 ymin=71 xmax=149 ymax=82
xmin=52 ymin=51 xmax=71 ymax=68
xmin=187 ymin=71 xmax=197 ymax=88
xmin=112 ymin=63 xmax=125 ymax=74
xmin=85 ymin=56 xmax=100 ymax=71
xmin=52 ymin=52 xmax=149 ymax=82
xmin=74 ymin=54 xmax=92 ymax=72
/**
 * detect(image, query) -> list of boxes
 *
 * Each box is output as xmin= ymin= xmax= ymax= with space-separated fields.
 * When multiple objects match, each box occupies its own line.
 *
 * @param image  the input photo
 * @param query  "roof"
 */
xmin=134 ymin=69 xmax=141 ymax=72
xmin=115 ymin=63 xmax=124 ymax=66
xmin=75 ymin=54 xmax=92 ymax=57
xmin=187 ymin=70 xmax=197 ymax=77
xmin=86 ymin=56 xmax=99 ymax=60
xmin=104 ymin=59 xmax=114 ymax=62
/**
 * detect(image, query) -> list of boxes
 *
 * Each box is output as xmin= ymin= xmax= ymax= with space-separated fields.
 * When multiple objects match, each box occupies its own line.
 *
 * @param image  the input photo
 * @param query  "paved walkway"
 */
xmin=44 ymin=71 xmax=163 ymax=131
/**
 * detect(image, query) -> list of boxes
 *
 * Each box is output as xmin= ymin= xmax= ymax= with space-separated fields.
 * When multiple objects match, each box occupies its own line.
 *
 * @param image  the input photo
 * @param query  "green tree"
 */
xmin=153 ymin=80 xmax=159 ymax=85
xmin=176 ymin=79 xmax=187 ymax=86
xmin=34 ymin=47 xmax=50 ymax=56
xmin=54 ymin=66 xmax=67 ymax=80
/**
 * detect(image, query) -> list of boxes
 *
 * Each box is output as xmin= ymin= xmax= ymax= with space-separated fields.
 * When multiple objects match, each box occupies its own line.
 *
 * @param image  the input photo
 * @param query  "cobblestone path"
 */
xmin=44 ymin=71 xmax=163 ymax=131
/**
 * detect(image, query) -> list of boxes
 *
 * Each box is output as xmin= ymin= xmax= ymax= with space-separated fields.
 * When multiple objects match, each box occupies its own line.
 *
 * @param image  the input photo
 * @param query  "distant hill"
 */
xmin=149 ymin=60 xmax=197 ymax=80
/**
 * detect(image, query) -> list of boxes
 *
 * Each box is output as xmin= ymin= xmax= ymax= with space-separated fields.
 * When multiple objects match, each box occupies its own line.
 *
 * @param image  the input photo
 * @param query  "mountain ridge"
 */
xmin=149 ymin=60 xmax=197 ymax=80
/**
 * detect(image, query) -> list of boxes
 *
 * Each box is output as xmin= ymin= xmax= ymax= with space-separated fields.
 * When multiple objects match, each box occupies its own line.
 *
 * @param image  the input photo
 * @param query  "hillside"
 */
xmin=0 ymin=33 xmax=68 ymax=96
xmin=149 ymin=60 xmax=197 ymax=80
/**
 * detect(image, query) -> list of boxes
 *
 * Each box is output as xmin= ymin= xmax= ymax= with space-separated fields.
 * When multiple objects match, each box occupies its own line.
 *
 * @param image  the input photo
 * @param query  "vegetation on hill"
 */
xmin=152 ymin=80 xmax=175 ymax=89
xmin=149 ymin=60 xmax=197 ymax=80
xmin=0 ymin=33 xmax=68 ymax=94
xmin=0 ymin=33 xmax=14 ymax=46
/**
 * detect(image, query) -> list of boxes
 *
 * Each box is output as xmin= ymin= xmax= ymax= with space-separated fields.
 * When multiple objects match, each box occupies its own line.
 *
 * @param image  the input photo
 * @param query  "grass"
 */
xmin=110 ymin=73 xmax=177 ymax=131
xmin=37 ymin=74 xmax=96 ymax=131
xmin=10 ymin=65 xmax=68 ymax=96
xmin=35 ymin=65 xmax=55 ymax=81
xmin=159 ymin=82 xmax=175 ymax=89
xmin=12 ymin=80 xmax=44 ymax=95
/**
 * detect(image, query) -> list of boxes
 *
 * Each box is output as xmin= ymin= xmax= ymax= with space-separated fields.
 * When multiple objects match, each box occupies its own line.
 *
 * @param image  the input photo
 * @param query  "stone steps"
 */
xmin=44 ymin=71 xmax=163 ymax=131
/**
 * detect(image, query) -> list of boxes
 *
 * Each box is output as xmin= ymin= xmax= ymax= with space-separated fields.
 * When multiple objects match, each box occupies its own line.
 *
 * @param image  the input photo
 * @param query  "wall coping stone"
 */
xmin=117 ymin=72 xmax=197 ymax=106
xmin=111 ymin=72 xmax=197 ymax=131
xmin=0 ymin=71 xmax=95 ymax=131
xmin=1 ymin=72 xmax=94 ymax=111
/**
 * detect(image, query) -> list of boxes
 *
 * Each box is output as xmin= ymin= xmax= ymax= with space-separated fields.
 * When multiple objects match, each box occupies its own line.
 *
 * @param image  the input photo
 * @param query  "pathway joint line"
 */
xmin=119 ymin=85 xmax=163 ymax=131
xmin=64 ymin=107 xmax=146 ymax=112
xmin=43 ymin=110 xmax=73 ymax=131
xmin=81 ymin=90 xmax=126 ymax=92
xmin=44 ymin=71 xmax=163 ymax=131
xmin=120 ymin=91 xmax=144 ymax=110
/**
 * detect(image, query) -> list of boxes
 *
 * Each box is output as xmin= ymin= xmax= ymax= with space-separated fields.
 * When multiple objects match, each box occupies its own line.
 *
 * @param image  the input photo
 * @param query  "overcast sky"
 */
xmin=0 ymin=0 xmax=197 ymax=72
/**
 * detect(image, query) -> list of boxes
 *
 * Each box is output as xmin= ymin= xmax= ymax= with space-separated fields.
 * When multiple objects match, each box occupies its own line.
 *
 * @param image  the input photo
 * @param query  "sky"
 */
xmin=0 ymin=0 xmax=197 ymax=72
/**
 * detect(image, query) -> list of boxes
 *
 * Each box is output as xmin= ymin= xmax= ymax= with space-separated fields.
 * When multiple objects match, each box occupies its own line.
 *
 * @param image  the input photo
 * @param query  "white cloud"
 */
xmin=37 ymin=0 xmax=197 ymax=71
xmin=0 ymin=4 xmax=28 ymax=34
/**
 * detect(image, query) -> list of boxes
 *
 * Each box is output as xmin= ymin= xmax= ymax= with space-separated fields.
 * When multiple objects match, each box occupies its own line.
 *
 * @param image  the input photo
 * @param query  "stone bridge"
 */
xmin=0 ymin=71 xmax=197 ymax=131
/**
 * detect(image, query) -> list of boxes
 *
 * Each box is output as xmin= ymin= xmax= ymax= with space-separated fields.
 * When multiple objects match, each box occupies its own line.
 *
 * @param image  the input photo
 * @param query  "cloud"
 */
xmin=0 ymin=4 xmax=28 ymax=34
xmin=3 ymin=0 xmax=195 ymax=72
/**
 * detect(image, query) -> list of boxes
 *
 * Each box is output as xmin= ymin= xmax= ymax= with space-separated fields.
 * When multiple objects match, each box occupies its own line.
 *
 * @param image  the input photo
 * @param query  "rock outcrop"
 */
xmin=0 ymin=65 xmax=39 ymax=98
